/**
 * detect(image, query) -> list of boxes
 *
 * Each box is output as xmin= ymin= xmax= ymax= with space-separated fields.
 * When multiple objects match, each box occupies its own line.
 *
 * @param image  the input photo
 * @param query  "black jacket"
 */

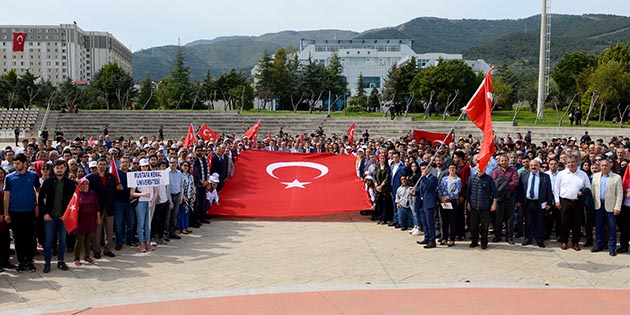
xmin=85 ymin=172 xmax=118 ymax=216
xmin=517 ymin=171 xmax=554 ymax=208
xmin=38 ymin=177 xmax=76 ymax=217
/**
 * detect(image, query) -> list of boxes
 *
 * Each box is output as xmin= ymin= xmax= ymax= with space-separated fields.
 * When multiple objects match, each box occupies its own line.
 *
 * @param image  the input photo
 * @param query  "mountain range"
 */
xmin=131 ymin=14 xmax=630 ymax=82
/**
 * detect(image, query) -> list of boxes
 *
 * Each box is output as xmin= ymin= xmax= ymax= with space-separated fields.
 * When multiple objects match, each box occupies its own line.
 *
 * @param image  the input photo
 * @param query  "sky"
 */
xmin=4 ymin=0 xmax=630 ymax=51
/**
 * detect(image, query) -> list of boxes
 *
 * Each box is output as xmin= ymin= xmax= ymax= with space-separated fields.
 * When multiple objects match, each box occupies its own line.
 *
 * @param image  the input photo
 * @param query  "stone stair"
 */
xmin=43 ymin=110 xmax=628 ymax=144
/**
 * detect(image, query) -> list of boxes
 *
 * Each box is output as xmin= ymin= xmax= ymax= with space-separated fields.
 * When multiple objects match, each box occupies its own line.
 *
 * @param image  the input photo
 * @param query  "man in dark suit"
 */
xmin=210 ymin=144 xmax=229 ymax=192
xmin=193 ymin=146 xmax=210 ymax=225
xmin=414 ymin=162 xmax=438 ymax=249
xmin=518 ymin=159 xmax=554 ymax=248
xmin=389 ymin=151 xmax=408 ymax=227
xmin=85 ymin=158 xmax=121 ymax=259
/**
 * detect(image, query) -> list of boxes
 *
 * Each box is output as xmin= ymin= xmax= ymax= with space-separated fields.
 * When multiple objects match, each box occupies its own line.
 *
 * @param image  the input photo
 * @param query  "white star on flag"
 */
xmin=280 ymin=179 xmax=311 ymax=189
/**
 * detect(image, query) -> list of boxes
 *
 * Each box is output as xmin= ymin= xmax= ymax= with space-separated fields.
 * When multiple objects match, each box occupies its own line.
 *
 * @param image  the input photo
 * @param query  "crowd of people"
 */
xmin=356 ymin=129 xmax=629 ymax=255
xmin=0 ymin=125 xmax=629 ymax=275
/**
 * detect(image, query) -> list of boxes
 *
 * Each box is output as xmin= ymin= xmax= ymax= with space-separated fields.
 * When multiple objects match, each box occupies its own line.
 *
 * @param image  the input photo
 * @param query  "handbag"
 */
xmin=129 ymin=188 xmax=140 ymax=206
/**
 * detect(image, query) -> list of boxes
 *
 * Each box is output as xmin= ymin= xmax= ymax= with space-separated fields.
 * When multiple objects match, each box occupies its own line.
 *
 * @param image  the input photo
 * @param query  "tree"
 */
xmin=199 ymin=69 xmax=216 ymax=110
xmin=588 ymin=60 xmax=630 ymax=121
xmin=351 ymin=73 xmax=368 ymax=108
xmin=255 ymin=50 xmax=274 ymax=109
xmin=168 ymin=45 xmax=192 ymax=109
xmin=91 ymin=62 xmax=136 ymax=109
xmin=286 ymin=54 xmax=305 ymax=111
xmin=0 ymin=70 xmax=19 ymax=108
xmin=492 ymin=76 xmax=513 ymax=110
xmin=598 ymin=42 xmax=630 ymax=72
xmin=271 ymin=48 xmax=290 ymax=109
xmin=54 ymin=78 xmax=80 ymax=110
xmin=324 ymin=53 xmax=347 ymax=112
xmin=368 ymin=87 xmax=380 ymax=112
xmin=215 ymin=70 xmax=249 ymax=110
xmin=409 ymin=59 xmax=478 ymax=114
xmin=17 ymin=70 xmax=39 ymax=107
xmin=551 ymin=51 xmax=596 ymax=107
xmin=137 ymin=74 xmax=156 ymax=110
xmin=302 ymin=57 xmax=327 ymax=113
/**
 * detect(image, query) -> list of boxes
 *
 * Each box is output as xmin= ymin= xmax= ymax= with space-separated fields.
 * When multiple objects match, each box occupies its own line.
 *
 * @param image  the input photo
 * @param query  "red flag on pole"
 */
xmin=109 ymin=158 xmax=120 ymax=185
xmin=61 ymin=193 xmax=80 ymax=234
xmin=88 ymin=136 xmax=94 ymax=147
xmin=244 ymin=120 xmax=261 ymax=141
xmin=197 ymin=124 xmax=218 ymax=142
xmin=623 ymin=165 xmax=630 ymax=192
xmin=412 ymin=130 xmax=454 ymax=145
xmin=267 ymin=132 xmax=272 ymax=142
xmin=347 ymin=123 xmax=356 ymax=144
xmin=210 ymin=150 xmax=371 ymax=217
xmin=465 ymin=69 xmax=494 ymax=173
xmin=13 ymin=32 xmax=26 ymax=52
xmin=183 ymin=123 xmax=196 ymax=148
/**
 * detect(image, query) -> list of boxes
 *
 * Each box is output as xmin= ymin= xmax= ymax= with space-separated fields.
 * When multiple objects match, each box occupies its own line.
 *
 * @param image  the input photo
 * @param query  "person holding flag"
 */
xmin=38 ymin=160 xmax=75 ymax=273
xmin=85 ymin=158 xmax=121 ymax=259
xmin=68 ymin=178 xmax=101 ymax=265
xmin=618 ymin=165 xmax=630 ymax=254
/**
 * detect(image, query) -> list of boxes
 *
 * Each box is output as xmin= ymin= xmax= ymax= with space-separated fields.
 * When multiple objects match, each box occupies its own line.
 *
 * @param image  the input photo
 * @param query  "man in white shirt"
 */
xmin=590 ymin=159 xmax=622 ymax=256
xmin=545 ymin=158 xmax=561 ymax=240
xmin=554 ymin=154 xmax=591 ymax=251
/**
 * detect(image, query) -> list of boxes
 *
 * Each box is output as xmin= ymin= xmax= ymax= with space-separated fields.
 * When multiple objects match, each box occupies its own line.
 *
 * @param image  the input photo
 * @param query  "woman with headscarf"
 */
xmin=73 ymin=178 xmax=100 ymax=265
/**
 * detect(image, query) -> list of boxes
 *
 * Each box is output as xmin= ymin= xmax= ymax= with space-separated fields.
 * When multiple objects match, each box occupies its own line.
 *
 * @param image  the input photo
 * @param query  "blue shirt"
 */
xmin=600 ymin=174 xmax=609 ymax=201
xmin=527 ymin=172 xmax=540 ymax=200
xmin=168 ymin=168 xmax=183 ymax=197
xmin=5 ymin=170 xmax=40 ymax=212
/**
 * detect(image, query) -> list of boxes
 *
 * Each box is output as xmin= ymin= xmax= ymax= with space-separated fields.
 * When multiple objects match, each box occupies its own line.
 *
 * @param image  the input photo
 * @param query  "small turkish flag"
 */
xmin=413 ymin=130 xmax=453 ymax=145
xmin=62 ymin=193 xmax=80 ymax=234
xmin=88 ymin=136 xmax=94 ymax=147
xmin=244 ymin=120 xmax=261 ymax=141
xmin=13 ymin=32 xmax=26 ymax=52
xmin=109 ymin=158 xmax=120 ymax=185
xmin=465 ymin=69 xmax=494 ymax=173
xmin=623 ymin=164 xmax=630 ymax=192
xmin=183 ymin=123 xmax=196 ymax=148
xmin=197 ymin=124 xmax=218 ymax=142
xmin=210 ymin=150 xmax=371 ymax=217
xmin=347 ymin=123 xmax=356 ymax=144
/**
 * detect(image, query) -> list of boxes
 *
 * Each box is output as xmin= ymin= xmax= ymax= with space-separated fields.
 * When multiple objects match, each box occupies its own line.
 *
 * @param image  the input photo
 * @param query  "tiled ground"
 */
xmin=1 ymin=212 xmax=629 ymax=315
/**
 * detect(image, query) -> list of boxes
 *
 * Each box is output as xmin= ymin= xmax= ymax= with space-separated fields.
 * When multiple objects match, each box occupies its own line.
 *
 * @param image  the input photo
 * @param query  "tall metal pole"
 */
xmin=536 ymin=0 xmax=547 ymax=121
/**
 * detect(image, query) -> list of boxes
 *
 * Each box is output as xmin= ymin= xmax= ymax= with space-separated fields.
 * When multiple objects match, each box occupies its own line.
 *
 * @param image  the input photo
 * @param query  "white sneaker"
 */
xmin=409 ymin=227 xmax=418 ymax=235
xmin=411 ymin=230 xmax=422 ymax=236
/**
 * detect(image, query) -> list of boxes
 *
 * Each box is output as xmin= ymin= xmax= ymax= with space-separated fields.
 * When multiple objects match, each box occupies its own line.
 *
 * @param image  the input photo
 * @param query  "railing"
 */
xmin=39 ymin=98 xmax=53 ymax=135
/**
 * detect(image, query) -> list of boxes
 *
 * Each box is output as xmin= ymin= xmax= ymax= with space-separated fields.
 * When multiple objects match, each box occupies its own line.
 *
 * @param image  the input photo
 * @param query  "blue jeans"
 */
xmin=398 ymin=206 xmax=412 ymax=228
xmin=391 ymin=194 xmax=399 ymax=225
xmin=411 ymin=196 xmax=422 ymax=227
xmin=420 ymin=207 xmax=436 ymax=245
xmin=44 ymin=216 xmax=66 ymax=263
xmin=135 ymin=201 xmax=151 ymax=243
xmin=115 ymin=201 xmax=135 ymax=246
xmin=595 ymin=207 xmax=617 ymax=251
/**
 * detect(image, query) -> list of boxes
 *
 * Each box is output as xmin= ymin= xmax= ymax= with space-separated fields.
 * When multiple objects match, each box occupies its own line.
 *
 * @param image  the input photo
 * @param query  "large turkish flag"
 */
xmin=211 ymin=150 xmax=371 ymax=217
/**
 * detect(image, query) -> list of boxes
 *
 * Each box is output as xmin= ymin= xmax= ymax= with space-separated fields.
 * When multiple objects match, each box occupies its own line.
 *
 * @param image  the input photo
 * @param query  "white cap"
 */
xmin=210 ymin=175 xmax=220 ymax=183
xmin=88 ymin=161 xmax=97 ymax=168
xmin=139 ymin=159 xmax=150 ymax=167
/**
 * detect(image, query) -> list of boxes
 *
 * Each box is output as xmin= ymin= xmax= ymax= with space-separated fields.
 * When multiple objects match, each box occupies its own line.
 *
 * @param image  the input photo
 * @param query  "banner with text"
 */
xmin=127 ymin=170 xmax=170 ymax=187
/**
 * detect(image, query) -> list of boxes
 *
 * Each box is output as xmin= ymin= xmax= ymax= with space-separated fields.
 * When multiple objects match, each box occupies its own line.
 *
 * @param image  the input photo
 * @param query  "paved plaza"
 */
xmin=0 ymin=212 xmax=629 ymax=314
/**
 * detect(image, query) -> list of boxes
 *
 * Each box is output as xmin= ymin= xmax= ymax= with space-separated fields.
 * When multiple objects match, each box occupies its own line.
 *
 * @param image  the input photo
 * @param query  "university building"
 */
xmin=297 ymin=39 xmax=490 ymax=95
xmin=0 ymin=23 xmax=131 ymax=85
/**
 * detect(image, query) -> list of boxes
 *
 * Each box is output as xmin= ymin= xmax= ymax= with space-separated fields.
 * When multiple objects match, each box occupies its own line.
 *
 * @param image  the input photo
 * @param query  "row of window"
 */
xmin=314 ymin=45 xmax=402 ymax=52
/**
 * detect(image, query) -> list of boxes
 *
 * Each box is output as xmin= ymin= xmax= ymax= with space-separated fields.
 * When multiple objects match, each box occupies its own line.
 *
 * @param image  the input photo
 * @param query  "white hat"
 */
xmin=364 ymin=175 xmax=374 ymax=181
xmin=88 ymin=161 xmax=97 ymax=168
xmin=139 ymin=158 xmax=150 ymax=167
xmin=210 ymin=175 xmax=220 ymax=183
xmin=345 ymin=145 xmax=352 ymax=150
xmin=569 ymin=137 xmax=577 ymax=141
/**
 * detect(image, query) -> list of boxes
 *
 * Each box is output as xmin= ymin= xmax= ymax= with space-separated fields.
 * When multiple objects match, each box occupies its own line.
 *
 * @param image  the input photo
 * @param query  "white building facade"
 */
xmin=0 ymin=23 xmax=131 ymax=85
xmin=297 ymin=39 xmax=490 ymax=95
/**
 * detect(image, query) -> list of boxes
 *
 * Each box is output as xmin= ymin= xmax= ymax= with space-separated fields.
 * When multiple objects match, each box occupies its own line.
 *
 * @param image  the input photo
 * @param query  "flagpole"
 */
xmin=411 ymin=110 xmax=467 ymax=190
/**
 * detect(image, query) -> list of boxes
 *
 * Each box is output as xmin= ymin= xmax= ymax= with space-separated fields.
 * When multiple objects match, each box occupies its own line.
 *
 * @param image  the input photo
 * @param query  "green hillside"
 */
xmin=132 ymin=14 xmax=630 ymax=82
